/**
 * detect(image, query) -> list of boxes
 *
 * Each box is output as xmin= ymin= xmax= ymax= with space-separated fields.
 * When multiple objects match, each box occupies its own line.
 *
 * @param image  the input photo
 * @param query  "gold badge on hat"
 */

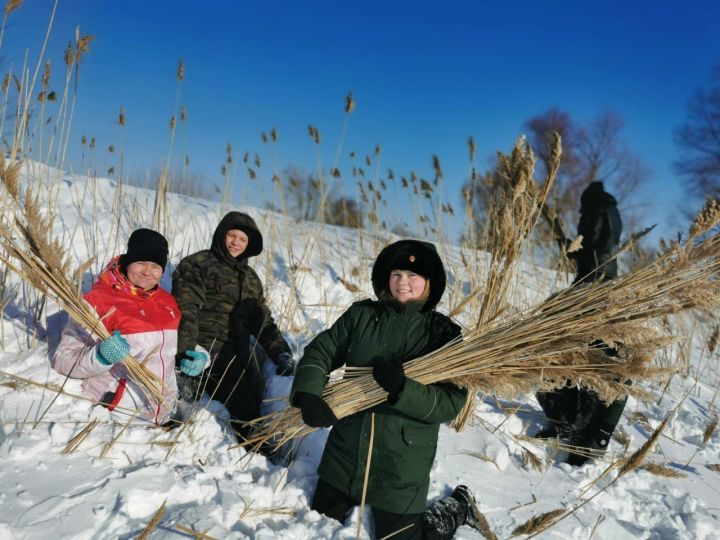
xmin=409 ymin=255 xmax=415 ymax=262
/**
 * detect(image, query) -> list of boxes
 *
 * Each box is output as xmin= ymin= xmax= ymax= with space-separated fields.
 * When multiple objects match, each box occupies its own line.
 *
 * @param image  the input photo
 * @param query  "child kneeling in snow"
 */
xmin=52 ymin=229 xmax=207 ymax=426
xmin=291 ymin=239 xmax=482 ymax=539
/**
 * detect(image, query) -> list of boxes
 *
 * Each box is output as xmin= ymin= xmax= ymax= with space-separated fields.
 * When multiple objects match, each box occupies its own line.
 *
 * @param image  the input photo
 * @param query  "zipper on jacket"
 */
xmin=155 ymin=327 xmax=166 ymax=423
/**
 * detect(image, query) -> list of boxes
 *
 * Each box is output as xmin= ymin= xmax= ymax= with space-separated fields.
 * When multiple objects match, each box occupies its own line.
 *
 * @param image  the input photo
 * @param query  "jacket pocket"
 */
xmin=402 ymin=423 xmax=439 ymax=448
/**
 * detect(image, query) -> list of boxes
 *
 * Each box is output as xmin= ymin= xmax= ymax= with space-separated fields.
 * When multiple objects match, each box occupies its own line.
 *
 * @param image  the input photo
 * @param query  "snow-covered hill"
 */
xmin=0 ymin=162 xmax=718 ymax=539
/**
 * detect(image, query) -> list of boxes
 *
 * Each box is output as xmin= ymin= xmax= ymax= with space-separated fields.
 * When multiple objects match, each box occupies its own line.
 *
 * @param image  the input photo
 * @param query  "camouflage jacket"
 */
xmin=171 ymin=212 xmax=290 ymax=373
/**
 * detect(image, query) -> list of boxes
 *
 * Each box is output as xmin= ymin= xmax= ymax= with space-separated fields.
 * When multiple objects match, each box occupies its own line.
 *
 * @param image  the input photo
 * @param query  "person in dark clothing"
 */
xmin=571 ymin=181 xmax=622 ymax=284
xmin=535 ymin=182 xmax=628 ymax=466
xmin=291 ymin=239 xmax=482 ymax=539
xmin=171 ymin=212 xmax=294 ymax=445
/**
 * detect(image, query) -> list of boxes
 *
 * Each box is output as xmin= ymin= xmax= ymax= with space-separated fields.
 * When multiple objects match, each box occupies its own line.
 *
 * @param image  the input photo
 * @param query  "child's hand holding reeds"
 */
xmin=96 ymin=331 xmax=131 ymax=366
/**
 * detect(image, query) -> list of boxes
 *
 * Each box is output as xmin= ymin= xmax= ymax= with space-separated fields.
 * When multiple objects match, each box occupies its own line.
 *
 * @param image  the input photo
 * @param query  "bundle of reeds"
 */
xmin=452 ymin=133 xmax=560 ymax=429
xmin=0 ymin=156 xmax=166 ymax=405
xmin=246 ymin=197 xmax=720 ymax=450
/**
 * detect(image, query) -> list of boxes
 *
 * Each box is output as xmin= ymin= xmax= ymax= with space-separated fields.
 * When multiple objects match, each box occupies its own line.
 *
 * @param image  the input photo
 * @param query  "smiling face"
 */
xmin=125 ymin=261 xmax=163 ymax=291
xmin=388 ymin=269 xmax=429 ymax=303
xmin=225 ymin=229 xmax=249 ymax=257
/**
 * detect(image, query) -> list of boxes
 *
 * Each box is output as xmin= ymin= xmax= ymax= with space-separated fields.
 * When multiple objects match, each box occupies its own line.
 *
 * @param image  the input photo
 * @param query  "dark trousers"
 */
xmin=312 ymin=478 xmax=447 ymax=540
xmin=536 ymin=385 xmax=627 ymax=435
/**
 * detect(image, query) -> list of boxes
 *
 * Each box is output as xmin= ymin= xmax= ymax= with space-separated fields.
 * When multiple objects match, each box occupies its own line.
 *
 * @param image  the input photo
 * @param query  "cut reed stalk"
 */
xmin=138 ymin=500 xmax=167 ymax=540
xmin=62 ymin=418 xmax=99 ymax=454
xmin=173 ymin=524 xmax=219 ymax=540
xmin=99 ymin=415 xmax=135 ymax=459
xmin=356 ymin=412 xmax=375 ymax=540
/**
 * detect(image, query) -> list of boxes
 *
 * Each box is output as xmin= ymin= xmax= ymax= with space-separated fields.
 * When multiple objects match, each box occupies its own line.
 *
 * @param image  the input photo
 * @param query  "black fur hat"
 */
xmin=371 ymin=239 xmax=446 ymax=310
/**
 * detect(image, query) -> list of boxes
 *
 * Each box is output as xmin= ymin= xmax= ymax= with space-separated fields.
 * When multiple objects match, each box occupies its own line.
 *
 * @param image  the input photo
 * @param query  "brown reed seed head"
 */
xmin=689 ymin=197 xmax=720 ymax=237
xmin=64 ymin=42 xmax=73 ymax=67
xmin=511 ymin=509 xmax=565 ymax=536
xmin=639 ymin=463 xmax=686 ymax=478
xmin=432 ymin=155 xmax=443 ymax=180
xmin=118 ymin=106 xmax=126 ymax=126
xmin=617 ymin=414 xmax=671 ymax=478
xmin=566 ymin=234 xmax=583 ymax=253
xmin=707 ymin=326 xmax=719 ymax=354
xmin=261 ymin=132 xmax=268 ymax=143
xmin=42 ymin=59 xmax=51 ymax=88
xmin=0 ymin=154 xmax=22 ymax=200
xmin=75 ymin=34 xmax=94 ymax=62
xmin=177 ymin=59 xmax=184 ymax=81
xmin=180 ymin=106 xmax=186 ymax=122
xmin=345 ymin=91 xmax=355 ymax=113
xmin=47 ymin=90 xmax=56 ymax=101
xmin=36 ymin=91 xmax=46 ymax=102
xmin=108 ymin=144 xmax=114 ymax=153
xmin=169 ymin=115 xmax=176 ymax=130
xmin=271 ymin=128 xmax=278 ymax=141
xmin=1 ymin=73 xmax=9 ymax=92
xmin=703 ymin=416 xmax=717 ymax=445
xmin=4 ymin=0 xmax=22 ymax=16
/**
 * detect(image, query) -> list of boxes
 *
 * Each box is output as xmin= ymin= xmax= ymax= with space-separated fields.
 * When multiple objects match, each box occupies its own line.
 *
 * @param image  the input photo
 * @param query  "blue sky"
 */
xmin=3 ymin=1 xmax=719 ymax=242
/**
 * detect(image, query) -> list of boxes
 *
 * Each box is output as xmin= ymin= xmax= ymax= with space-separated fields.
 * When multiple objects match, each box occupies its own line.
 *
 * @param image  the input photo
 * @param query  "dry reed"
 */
xmin=138 ymin=500 xmax=167 ymax=540
xmin=173 ymin=524 xmax=218 ymax=540
xmin=62 ymin=418 xmax=99 ymax=454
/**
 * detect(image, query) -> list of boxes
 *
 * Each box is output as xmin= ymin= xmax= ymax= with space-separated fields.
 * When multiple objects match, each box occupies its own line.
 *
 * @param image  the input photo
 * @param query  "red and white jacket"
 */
xmin=53 ymin=257 xmax=180 ymax=424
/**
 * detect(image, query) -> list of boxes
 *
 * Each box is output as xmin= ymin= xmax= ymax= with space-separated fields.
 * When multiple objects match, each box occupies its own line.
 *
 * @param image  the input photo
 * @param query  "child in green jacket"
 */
xmin=291 ymin=239 xmax=482 ymax=539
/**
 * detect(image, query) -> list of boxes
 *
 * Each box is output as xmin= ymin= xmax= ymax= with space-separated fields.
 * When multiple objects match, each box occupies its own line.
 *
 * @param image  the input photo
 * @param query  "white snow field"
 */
xmin=0 ymin=161 xmax=719 ymax=539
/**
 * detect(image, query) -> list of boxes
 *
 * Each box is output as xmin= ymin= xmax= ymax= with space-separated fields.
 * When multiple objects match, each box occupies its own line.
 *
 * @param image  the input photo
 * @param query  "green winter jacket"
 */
xmin=291 ymin=298 xmax=466 ymax=514
xmin=172 ymin=212 xmax=290 ymax=377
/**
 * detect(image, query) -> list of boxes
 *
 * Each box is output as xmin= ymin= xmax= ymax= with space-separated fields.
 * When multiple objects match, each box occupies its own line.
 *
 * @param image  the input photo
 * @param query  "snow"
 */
xmin=0 ymin=161 xmax=719 ymax=539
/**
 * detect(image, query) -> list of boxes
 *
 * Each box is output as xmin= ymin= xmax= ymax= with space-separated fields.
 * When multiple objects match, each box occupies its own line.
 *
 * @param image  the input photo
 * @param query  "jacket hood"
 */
xmin=580 ymin=181 xmax=617 ymax=212
xmin=371 ymin=239 xmax=446 ymax=310
xmin=211 ymin=211 xmax=263 ymax=265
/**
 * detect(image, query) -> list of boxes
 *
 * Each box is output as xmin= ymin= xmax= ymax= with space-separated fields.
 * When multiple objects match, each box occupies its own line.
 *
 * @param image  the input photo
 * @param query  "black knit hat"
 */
xmin=371 ymin=239 xmax=446 ymax=310
xmin=120 ymin=228 xmax=168 ymax=271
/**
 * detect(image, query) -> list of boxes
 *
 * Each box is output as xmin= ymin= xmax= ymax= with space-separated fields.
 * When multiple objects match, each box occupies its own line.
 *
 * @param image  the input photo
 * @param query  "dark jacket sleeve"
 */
xmin=290 ymin=306 xmax=354 ymax=403
xmin=171 ymin=256 xmax=206 ymax=357
xmin=602 ymin=204 xmax=622 ymax=254
xmin=391 ymin=315 xmax=466 ymax=424
xmin=242 ymin=267 xmax=291 ymax=361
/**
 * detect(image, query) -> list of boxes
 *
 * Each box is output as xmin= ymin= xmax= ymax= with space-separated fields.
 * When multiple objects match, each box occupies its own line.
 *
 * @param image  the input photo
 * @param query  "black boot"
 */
xmin=531 ymin=420 xmax=574 ymax=439
xmin=566 ymin=423 xmax=613 ymax=466
xmin=422 ymin=485 xmax=482 ymax=539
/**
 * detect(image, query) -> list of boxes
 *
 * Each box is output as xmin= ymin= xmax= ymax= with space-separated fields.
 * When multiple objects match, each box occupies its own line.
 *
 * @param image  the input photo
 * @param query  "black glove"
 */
xmin=275 ymin=352 xmax=295 ymax=376
xmin=294 ymin=392 xmax=338 ymax=428
xmin=176 ymin=371 xmax=202 ymax=402
xmin=373 ymin=357 xmax=406 ymax=397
